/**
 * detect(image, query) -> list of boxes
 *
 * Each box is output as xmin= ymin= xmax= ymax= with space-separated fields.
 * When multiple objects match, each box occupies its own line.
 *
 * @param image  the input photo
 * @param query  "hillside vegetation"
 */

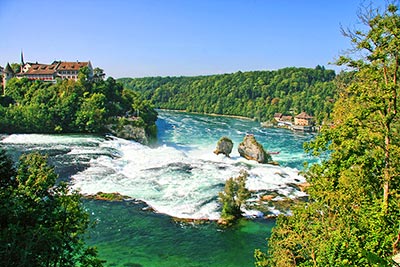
xmin=0 ymin=71 xmax=157 ymax=141
xmin=118 ymin=66 xmax=337 ymax=124
xmin=255 ymin=4 xmax=400 ymax=266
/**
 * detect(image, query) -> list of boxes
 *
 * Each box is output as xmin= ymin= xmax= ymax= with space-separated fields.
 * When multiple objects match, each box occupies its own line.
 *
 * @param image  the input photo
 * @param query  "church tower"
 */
xmin=20 ymin=50 xmax=25 ymax=72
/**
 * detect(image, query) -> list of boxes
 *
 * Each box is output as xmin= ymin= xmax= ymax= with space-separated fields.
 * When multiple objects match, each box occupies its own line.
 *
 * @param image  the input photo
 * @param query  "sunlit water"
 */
xmin=0 ymin=110 xmax=317 ymax=266
xmin=84 ymin=199 xmax=275 ymax=267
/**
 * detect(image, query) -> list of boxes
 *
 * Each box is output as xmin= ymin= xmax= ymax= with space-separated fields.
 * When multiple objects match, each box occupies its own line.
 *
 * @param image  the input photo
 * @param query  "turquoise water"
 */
xmin=84 ymin=200 xmax=275 ymax=267
xmin=81 ymin=110 xmax=315 ymax=266
xmin=0 ymin=110 xmax=317 ymax=266
xmin=156 ymin=110 xmax=316 ymax=170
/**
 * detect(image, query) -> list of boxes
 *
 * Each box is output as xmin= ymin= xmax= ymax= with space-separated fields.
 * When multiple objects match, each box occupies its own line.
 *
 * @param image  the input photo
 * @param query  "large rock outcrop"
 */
xmin=238 ymin=134 xmax=272 ymax=163
xmin=111 ymin=124 xmax=149 ymax=145
xmin=106 ymin=117 xmax=150 ymax=145
xmin=214 ymin=137 xmax=233 ymax=157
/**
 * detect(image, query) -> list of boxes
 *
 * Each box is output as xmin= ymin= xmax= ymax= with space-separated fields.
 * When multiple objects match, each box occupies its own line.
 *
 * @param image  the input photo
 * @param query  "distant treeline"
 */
xmin=118 ymin=66 xmax=337 ymax=124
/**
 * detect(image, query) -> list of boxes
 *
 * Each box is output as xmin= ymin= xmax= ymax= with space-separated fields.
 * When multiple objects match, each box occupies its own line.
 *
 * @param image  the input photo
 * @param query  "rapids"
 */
xmin=1 ymin=110 xmax=316 ymax=220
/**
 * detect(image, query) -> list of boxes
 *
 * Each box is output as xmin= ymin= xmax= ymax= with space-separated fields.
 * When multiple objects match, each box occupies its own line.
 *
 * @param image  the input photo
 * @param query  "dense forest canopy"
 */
xmin=118 ymin=66 xmax=337 ymax=124
xmin=0 ymin=70 xmax=157 ymax=138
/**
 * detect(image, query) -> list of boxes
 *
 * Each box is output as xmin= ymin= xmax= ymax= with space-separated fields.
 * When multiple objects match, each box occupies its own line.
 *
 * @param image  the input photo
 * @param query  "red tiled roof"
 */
xmin=281 ymin=115 xmax=293 ymax=121
xmin=21 ymin=61 xmax=90 ymax=76
xmin=295 ymin=112 xmax=313 ymax=119
xmin=24 ymin=63 xmax=58 ymax=75
xmin=57 ymin=61 xmax=89 ymax=71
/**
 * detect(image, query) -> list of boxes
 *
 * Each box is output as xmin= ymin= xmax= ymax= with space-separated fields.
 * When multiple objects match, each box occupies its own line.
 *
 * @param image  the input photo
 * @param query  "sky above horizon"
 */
xmin=0 ymin=0 xmax=396 ymax=78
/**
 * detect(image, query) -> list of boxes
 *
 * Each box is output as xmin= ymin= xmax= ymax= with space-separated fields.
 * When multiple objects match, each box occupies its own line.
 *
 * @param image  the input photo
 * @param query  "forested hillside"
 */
xmin=0 ymin=70 xmax=157 ymax=140
xmin=119 ymin=66 xmax=337 ymax=123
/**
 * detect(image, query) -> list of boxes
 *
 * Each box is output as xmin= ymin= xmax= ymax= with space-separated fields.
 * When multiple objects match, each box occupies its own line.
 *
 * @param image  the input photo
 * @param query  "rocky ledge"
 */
xmin=110 ymin=124 xmax=149 ymax=144
xmin=106 ymin=117 xmax=154 ymax=145
xmin=83 ymin=192 xmax=157 ymax=212
xmin=84 ymin=192 xmax=132 ymax=201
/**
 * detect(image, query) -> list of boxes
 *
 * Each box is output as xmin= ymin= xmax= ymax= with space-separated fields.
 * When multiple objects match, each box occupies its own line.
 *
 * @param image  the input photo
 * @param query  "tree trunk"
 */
xmin=383 ymin=128 xmax=390 ymax=213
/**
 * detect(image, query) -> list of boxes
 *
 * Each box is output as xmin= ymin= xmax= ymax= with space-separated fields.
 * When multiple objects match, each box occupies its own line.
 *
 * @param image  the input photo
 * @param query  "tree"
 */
xmin=93 ymin=67 xmax=105 ymax=81
xmin=75 ymin=93 xmax=107 ymax=133
xmin=78 ymin=66 xmax=92 ymax=83
xmin=218 ymin=170 xmax=250 ymax=224
xmin=0 ymin=150 xmax=104 ymax=266
xmin=0 ymin=148 xmax=16 ymax=188
xmin=257 ymin=3 xmax=400 ymax=266
xmin=337 ymin=2 xmax=400 ymax=213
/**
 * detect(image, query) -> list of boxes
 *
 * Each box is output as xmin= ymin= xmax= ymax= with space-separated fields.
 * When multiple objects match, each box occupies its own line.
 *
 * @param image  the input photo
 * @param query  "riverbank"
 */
xmin=158 ymin=108 xmax=255 ymax=121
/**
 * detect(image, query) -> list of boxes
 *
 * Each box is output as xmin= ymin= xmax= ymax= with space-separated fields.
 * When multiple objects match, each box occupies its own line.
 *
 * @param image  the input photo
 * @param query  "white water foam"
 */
xmin=1 ymin=133 xmax=308 ymax=220
xmin=71 ymin=136 xmax=307 ymax=220
xmin=1 ymin=134 xmax=102 ymax=145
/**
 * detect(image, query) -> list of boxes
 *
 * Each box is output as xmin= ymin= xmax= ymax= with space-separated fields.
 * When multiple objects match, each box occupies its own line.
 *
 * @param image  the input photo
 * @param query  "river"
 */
xmin=1 ymin=110 xmax=317 ymax=267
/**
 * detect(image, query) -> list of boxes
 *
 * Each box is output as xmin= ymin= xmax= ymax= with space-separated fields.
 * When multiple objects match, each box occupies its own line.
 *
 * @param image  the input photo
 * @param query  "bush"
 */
xmin=0 ymin=150 xmax=105 ymax=266
xmin=218 ymin=170 xmax=250 ymax=224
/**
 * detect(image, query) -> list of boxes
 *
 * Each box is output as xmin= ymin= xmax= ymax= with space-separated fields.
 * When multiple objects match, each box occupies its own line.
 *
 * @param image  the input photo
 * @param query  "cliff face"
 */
xmin=106 ymin=117 xmax=156 ymax=145
xmin=111 ymin=124 xmax=149 ymax=145
xmin=238 ymin=134 xmax=271 ymax=163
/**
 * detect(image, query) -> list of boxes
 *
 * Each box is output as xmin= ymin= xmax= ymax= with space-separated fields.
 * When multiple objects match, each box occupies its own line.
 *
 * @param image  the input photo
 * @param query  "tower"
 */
xmin=20 ymin=50 xmax=25 ymax=71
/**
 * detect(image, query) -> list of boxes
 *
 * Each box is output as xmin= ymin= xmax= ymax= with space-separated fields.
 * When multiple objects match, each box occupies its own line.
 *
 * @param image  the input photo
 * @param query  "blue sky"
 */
xmin=0 ymin=0 xmax=395 ymax=78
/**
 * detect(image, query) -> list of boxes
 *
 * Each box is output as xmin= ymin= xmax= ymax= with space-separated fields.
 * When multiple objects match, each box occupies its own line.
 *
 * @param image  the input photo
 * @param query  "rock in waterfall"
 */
xmin=214 ymin=137 xmax=233 ymax=157
xmin=238 ymin=134 xmax=272 ymax=163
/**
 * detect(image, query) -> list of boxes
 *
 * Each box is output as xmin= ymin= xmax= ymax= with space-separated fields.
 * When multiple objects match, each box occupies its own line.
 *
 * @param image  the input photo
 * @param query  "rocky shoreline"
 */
xmin=82 ymin=183 xmax=310 ymax=225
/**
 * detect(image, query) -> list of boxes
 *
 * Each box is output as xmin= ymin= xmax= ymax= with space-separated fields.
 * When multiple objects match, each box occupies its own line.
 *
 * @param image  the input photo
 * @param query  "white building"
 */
xmin=17 ymin=61 xmax=93 ymax=82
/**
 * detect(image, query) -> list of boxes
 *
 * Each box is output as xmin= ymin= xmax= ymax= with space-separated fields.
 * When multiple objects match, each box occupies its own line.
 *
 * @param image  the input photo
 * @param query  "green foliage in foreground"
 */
xmin=0 ymin=149 xmax=104 ymax=266
xmin=0 ymin=73 xmax=157 ymax=138
xmin=118 ymin=66 xmax=336 ymax=124
xmin=256 ymin=3 xmax=400 ymax=266
xmin=219 ymin=170 xmax=250 ymax=224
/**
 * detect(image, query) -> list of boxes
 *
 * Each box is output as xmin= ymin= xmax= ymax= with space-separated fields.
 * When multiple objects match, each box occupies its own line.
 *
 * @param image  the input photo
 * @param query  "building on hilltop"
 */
xmin=17 ymin=60 xmax=93 ymax=82
xmin=55 ymin=61 xmax=93 ymax=80
xmin=17 ymin=62 xmax=58 ymax=81
xmin=1 ymin=52 xmax=95 ymax=92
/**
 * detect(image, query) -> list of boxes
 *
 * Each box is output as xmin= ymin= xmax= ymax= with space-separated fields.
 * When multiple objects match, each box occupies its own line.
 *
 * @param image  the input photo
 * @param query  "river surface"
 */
xmin=1 ymin=110 xmax=317 ymax=267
